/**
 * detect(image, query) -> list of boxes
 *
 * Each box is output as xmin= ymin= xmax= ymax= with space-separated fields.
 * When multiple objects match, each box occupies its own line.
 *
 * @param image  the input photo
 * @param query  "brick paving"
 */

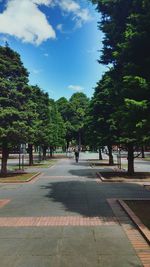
xmin=119 ymin=199 xmax=150 ymax=243
xmin=108 ymin=198 xmax=150 ymax=267
xmin=0 ymin=216 xmax=118 ymax=227
xmin=0 ymin=199 xmax=10 ymax=208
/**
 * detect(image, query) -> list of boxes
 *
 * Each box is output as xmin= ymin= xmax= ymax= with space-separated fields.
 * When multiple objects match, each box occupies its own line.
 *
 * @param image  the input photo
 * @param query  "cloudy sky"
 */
xmin=0 ymin=0 xmax=105 ymax=99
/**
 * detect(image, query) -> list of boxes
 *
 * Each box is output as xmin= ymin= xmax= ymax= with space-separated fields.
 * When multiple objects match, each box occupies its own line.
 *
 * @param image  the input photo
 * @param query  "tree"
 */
xmin=69 ymin=92 xmax=89 ymax=148
xmin=57 ymin=93 xmax=89 ymax=149
xmin=48 ymin=99 xmax=66 ymax=157
xmin=0 ymin=45 xmax=36 ymax=174
xmin=32 ymin=88 xmax=66 ymax=161
xmin=56 ymin=97 xmax=74 ymax=149
xmin=86 ymin=72 xmax=118 ymax=165
xmin=90 ymin=0 xmax=150 ymax=174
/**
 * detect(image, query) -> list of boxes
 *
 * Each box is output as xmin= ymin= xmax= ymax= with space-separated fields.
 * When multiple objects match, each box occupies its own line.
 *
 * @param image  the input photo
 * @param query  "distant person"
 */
xmin=74 ymin=149 xmax=79 ymax=163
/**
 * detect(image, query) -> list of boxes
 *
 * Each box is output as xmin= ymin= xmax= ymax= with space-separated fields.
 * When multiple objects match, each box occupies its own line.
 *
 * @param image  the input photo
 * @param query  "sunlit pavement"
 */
xmin=0 ymin=153 xmax=150 ymax=266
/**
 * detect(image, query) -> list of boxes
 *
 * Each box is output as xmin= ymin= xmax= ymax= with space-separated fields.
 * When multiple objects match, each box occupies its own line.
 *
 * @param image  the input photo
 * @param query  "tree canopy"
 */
xmin=89 ymin=0 xmax=150 ymax=173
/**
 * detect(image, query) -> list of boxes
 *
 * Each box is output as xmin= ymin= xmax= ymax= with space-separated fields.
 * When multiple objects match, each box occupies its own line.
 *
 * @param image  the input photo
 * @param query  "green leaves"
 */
xmin=89 ymin=0 xmax=150 ymax=156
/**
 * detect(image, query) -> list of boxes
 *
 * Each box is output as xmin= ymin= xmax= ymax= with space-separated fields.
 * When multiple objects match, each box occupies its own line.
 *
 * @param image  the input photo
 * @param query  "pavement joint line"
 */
xmin=0 ymin=199 xmax=11 ymax=208
xmin=0 ymin=216 xmax=118 ymax=227
xmin=108 ymin=198 xmax=150 ymax=267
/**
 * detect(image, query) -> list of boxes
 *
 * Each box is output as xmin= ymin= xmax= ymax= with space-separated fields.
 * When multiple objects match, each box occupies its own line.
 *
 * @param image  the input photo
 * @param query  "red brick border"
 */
xmin=108 ymin=198 xmax=150 ymax=267
xmin=0 ymin=199 xmax=10 ymax=208
xmin=118 ymin=199 xmax=150 ymax=244
xmin=0 ymin=216 xmax=118 ymax=227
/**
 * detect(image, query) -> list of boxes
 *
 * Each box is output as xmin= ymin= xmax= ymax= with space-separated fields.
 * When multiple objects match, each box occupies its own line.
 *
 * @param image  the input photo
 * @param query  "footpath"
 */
xmin=0 ymin=153 xmax=150 ymax=266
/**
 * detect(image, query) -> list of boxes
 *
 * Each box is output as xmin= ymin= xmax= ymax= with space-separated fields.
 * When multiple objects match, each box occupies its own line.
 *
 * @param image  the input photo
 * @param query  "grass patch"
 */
xmin=89 ymin=159 xmax=116 ymax=167
xmin=25 ymin=159 xmax=57 ymax=168
xmin=143 ymin=157 xmax=150 ymax=161
xmin=100 ymin=172 xmax=150 ymax=181
xmin=125 ymin=200 xmax=150 ymax=230
xmin=0 ymin=172 xmax=38 ymax=183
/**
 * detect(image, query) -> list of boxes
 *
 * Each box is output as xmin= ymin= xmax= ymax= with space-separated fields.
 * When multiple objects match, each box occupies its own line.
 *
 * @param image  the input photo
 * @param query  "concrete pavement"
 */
xmin=0 ymin=153 xmax=150 ymax=266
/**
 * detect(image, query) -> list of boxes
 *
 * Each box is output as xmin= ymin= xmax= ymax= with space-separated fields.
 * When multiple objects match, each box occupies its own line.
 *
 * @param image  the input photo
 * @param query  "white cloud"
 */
xmin=0 ymin=0 xmax=92 ymax=45
xmin=56 ymin=24 xmax=63 ymax=32
xmin=57 ymin=0 xmax=92 ymax=28
xmin=68 ymin=85 xmax=84 ymax=92
xmin=0 ymin=0 xmax=56 ymax=45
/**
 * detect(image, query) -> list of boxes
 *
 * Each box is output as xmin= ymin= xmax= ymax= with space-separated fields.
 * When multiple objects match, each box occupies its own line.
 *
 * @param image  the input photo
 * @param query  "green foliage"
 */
xmin=85 ymin=71 xmax=118 ymax=147
xmin=0 ymin=46 xmax=36 ymax=146
xmin=57 ymin=93 xmax=89 ymax=146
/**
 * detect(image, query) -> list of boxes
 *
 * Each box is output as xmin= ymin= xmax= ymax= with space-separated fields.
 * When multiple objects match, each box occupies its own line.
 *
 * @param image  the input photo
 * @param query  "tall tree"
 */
xmin=0 ymin=45 xmax=36 ymax=174
xmin=86 ymin=71 xmax=118 ymax=165
xmin=69 ymin=92 xmax=89 ymax=148
xmin=91 ymin=0 xmax=150 ymax=174
xmin=56 ymin=97 xmax=74 ymax=149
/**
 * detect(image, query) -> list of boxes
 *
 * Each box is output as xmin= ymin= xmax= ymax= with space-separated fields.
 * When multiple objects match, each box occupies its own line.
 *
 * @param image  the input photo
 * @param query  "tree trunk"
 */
xmin=28 ymin=144 xmax=33 ymax=166
xmin=127 ymin=144 xmax=134 ymax=175
xmin=42 ymin=146 xmax=47 ymax=160
xmin=50 ymin=146 xmax=53 ymax=158
xmin=108 ymin=145 xmax=114 ymax=165
xmin=141 ymin=146 xmax=145 ymax=158
xmin=78 ymin=131 xmax=81 ymax=151
xmin=1 ymin=143 xmax=9 ymax=176
xmin=99 ymin=148 xmax=103 ymax=160
xmin=38 ymin=146 xmax=42 ymax=162
xmin=66 ymin=140 xmax=69 ymax=150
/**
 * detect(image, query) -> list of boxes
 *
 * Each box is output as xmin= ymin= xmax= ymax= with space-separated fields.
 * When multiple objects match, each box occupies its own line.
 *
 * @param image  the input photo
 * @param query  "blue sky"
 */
xmin=0 ymin=0 xmax=106 ymax=100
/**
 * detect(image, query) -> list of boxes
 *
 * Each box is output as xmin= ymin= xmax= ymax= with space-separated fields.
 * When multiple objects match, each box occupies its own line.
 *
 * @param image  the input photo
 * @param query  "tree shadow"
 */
xmin=69 ymin=168 xmax=113 ymax=178
xmin=41 ymin=181 xmax=150 ymax=218
xmin=41 ymin=181 xmax=113 ymax=217
xmin=71 ymin=161 xmax=92 ymax=167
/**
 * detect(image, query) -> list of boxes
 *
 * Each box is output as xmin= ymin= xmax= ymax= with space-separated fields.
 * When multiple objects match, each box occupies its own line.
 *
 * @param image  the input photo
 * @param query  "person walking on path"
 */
xmin=74 ymin=148 xmax=79 ymax=163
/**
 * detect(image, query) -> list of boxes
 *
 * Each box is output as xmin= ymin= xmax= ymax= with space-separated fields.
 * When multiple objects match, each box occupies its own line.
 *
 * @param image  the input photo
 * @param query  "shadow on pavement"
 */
xmin=71 ymin=161 xmax=91 ymax=167
xmin=69 ymin=168 xmax=113 ymax=178
xmin=41 ymin=181 xmax=150 ymax=218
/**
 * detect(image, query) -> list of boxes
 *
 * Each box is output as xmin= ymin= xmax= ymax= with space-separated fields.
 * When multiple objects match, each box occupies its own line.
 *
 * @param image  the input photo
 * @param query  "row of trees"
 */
xmin=0 ymin=45 xmax=66 ymax=175
xmin=86 ymin=0 xmax=150 ymax=174
xmin=56 ymin=93 xmax=89 ymax=149
xmin=0 ymin=44 xmax=90 ymax=175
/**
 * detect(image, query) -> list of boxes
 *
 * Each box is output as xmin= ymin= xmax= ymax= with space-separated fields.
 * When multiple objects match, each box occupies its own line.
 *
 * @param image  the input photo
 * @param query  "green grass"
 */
xmin=0 ymin=172 xmax=38 ymax=183
xmin=125 ymin=200 xmax=150 ymax=230
xmin=25 ymin=159 xmax=57 ymax=168
xmin=143 ymin=157 xmax=150 ymax=161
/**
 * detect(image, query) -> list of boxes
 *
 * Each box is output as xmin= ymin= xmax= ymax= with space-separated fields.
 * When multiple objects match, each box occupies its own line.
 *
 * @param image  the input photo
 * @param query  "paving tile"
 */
xmin=93 ymin=225 xmax=128 ymax=238
xmin=99 ymin=254 xmax=142 ymax=267
xmin=95 ymin=237 xmax=136 ymax=255
xmin=0 ymin=255 xmax=60 ymax=267
xmin=59 ymin=254 xmax=99 ymax=267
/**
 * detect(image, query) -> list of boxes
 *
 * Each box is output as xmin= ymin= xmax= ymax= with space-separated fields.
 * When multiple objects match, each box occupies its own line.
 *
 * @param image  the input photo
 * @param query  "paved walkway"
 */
xmin=0 ymin=153 xmax=150 ymax=266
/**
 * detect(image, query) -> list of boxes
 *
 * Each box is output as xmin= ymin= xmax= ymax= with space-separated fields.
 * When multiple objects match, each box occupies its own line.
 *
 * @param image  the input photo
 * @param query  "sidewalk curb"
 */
xmin=96 ymin=172 xmax=105 ymax=182
xmin=118 ymin=199 xmax=150 ymax=244
xmin=25 ymin=172 xmax=41 ymax=182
